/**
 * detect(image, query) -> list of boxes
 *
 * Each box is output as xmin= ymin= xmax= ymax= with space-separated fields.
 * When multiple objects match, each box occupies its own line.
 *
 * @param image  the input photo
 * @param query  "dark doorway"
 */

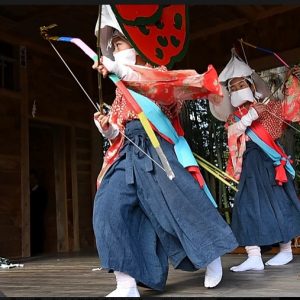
xmin=29 ymin=121 xmax=56 ymax=256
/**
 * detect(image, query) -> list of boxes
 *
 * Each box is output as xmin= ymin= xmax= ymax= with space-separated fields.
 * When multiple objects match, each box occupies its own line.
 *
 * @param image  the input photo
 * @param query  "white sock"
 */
xmin=230 ymin=246 xmax=264 ymax=272
xmin=265 ymin=241 xmax=293 ymax=266
xmin=106 ymin=271 xmax=140 ymax=297
xmin=204 ymin=257 xmax=223 ymax=288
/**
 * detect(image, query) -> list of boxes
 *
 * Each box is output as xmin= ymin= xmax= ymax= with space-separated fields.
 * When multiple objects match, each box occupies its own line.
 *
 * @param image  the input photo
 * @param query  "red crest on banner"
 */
xmin=111 ymin=5 xmax=189 ymax=68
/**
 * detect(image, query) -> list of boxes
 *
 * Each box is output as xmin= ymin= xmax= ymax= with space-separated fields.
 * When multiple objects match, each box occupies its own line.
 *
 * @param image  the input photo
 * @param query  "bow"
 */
xmin=237 ymin=38 xmax=300 ymax=134
xmin=40 ymin=24 xmax=175 ymax=180
xmin=240 ymin=39 xmax=290 ymax=67
xmin=96 ymin=5 xmax=104 ymax=114
xmin=239 ymin=39 xmax=300 ymax=79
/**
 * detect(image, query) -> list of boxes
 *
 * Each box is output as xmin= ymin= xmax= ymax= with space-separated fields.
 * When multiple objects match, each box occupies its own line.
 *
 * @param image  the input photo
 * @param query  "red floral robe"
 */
xmin=226 ymin=74 xmax=300 ymax=180
xmin=96 ymin=64 xmax=223 ymax=188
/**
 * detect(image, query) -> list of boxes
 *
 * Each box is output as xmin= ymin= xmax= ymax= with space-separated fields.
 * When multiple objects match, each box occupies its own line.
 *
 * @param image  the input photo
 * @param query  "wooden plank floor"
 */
xmin=0 ymin=253 xmax=299 ymax=297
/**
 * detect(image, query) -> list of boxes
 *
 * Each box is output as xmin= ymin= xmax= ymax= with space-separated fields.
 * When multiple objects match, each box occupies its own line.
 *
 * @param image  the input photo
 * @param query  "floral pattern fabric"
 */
xmin=96 ymin=64 xmax=223 ymax=188
xmin=225 ymin=74 xmax=300 ymax=180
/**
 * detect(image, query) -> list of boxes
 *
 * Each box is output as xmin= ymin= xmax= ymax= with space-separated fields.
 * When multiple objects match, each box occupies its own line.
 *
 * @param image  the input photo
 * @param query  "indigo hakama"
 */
xmin=231 ymin=141 xmax=300 ymax=246
xmin=93 ymin=120 xmax=238 ymax=291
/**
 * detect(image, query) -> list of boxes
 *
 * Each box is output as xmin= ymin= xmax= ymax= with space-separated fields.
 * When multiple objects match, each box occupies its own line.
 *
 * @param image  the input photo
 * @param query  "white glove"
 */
xmin=236 ymin=107 xmax=259 ymax=132
xmin=102 ymin=56 xmax=140 ymax=81
xmin=94 ymin=118 xmax=119 ymax=140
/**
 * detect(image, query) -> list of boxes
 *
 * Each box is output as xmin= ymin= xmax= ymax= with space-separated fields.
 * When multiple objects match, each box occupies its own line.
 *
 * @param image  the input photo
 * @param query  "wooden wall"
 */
xmin=0 ymin=89 xmax=23 ymax=257
xmin=0 ymin=35 xmax=104 ymax=258
xmin=1 ymin=5 xmax=299 ymax=259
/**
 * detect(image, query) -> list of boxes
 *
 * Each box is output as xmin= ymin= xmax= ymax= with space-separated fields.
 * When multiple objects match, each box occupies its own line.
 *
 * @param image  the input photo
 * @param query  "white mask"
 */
xmin=230 ymin=87 xmax=255 ymax=107
xmin=113 ymin=48 xmax=136 ymax=65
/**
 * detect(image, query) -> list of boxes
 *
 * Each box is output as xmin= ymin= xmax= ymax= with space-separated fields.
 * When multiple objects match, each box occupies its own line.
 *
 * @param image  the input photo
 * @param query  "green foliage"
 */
xmin=180 ymin=100 xmax=235 ymax=222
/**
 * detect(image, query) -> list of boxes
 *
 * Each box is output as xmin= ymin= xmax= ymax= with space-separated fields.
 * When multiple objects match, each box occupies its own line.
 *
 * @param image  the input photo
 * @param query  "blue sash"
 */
xmin=234 ymin=116 xmax=295 ymax=178
xmin=127 ymin=88 xmax=218 ymax=207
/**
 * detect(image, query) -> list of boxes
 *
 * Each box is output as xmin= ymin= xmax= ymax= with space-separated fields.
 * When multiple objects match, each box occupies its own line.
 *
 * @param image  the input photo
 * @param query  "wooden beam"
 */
xmin=191 ymin=5 xmax=300 ymax=40
xmin=253 ymin=5 xmax=266 ymax=13
xmin=233 ymin=6 xmax=261 ymax=22
xmin=70 ymin=126 xmax=80 ymax=252
xmin=53 ymin=126 xmax=69 ymax=252
xmin=0 ymin=29 xmax=88 ymax=67
xmin=191 ymin=18 xmax=249 ymax=40
xmin=20 ymin=46 xmax=31 ymax=258
xmin=255 ymin=5 xmax=300 ymax=20
xmin=0 ymin=14 xmax=17 ymax=27
xmin=0 ymin=88 xmax=22 ymax=100
xmin=28 ymin=115 xmax=90 ymax=129
xmin=87 ymin=68 xmax=102 ymax=200
xmin=17 ymin=7 xmax=69 ymax=23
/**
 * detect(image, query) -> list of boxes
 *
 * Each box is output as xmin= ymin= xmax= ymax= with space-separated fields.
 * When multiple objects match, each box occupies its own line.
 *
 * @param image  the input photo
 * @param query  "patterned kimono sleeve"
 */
xmin=225 ymin=116 xmax=247 ymax=181
xmin=282 ymin=74 xmax=300 ymax=123
xmin=121 ymin=64 xmax=223 ymax=106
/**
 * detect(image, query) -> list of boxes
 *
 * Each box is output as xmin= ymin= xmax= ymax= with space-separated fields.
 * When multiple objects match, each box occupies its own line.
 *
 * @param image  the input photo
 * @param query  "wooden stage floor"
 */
xmin=0 ymin=253 xmax=299 ymax=297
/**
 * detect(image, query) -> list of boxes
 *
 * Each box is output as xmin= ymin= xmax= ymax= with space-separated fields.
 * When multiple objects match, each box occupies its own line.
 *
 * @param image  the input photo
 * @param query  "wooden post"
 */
xmin=20 ymin=45 xmax=30 ymax=257
xmin=86 ymin=67 xmax=102 ymax=198
xmin=70 ymin=126 xmax=80 ymax=251
xmin=53 ymin=126 xmax=69 ymax=252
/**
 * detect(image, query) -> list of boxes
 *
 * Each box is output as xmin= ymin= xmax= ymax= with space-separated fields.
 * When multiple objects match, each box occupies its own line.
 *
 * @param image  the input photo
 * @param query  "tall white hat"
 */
xmin=94 ymin=5 xmax=125 ymax=60
xmin=210 ymin=48 xmax=271 ymax=122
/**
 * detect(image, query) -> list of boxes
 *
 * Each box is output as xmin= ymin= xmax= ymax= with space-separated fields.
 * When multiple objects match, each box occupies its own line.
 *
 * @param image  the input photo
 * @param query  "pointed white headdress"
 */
xmin=95 ymin=5 xmax=125 ymax=60
xmin=209 ymin=48 xmax=271 ymax=122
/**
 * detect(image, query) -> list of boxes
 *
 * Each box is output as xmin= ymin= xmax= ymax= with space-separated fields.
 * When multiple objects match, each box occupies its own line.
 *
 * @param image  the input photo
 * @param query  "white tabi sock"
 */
xmin=106 ymin=271 xmax=140 ymax=298
xmin=204 ymin=257 xmax=223 ymax=288
xmin=230 ymin=246 xmax=264 ymax=272
xmin=265 ymin=241 xmax=293 ymax=266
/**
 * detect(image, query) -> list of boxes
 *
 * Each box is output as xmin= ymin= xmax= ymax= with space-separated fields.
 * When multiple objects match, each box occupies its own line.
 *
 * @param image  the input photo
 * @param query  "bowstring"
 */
xmin=238 ymin=39 xmax=300 ymax=134
xmin=48 ymin=40 xmax=168 ymax=174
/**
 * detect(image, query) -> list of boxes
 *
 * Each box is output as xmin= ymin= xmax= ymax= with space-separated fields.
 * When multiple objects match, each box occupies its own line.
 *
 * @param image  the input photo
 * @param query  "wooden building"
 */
xmin=0 ymin=5 xmax=300 ymax=259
